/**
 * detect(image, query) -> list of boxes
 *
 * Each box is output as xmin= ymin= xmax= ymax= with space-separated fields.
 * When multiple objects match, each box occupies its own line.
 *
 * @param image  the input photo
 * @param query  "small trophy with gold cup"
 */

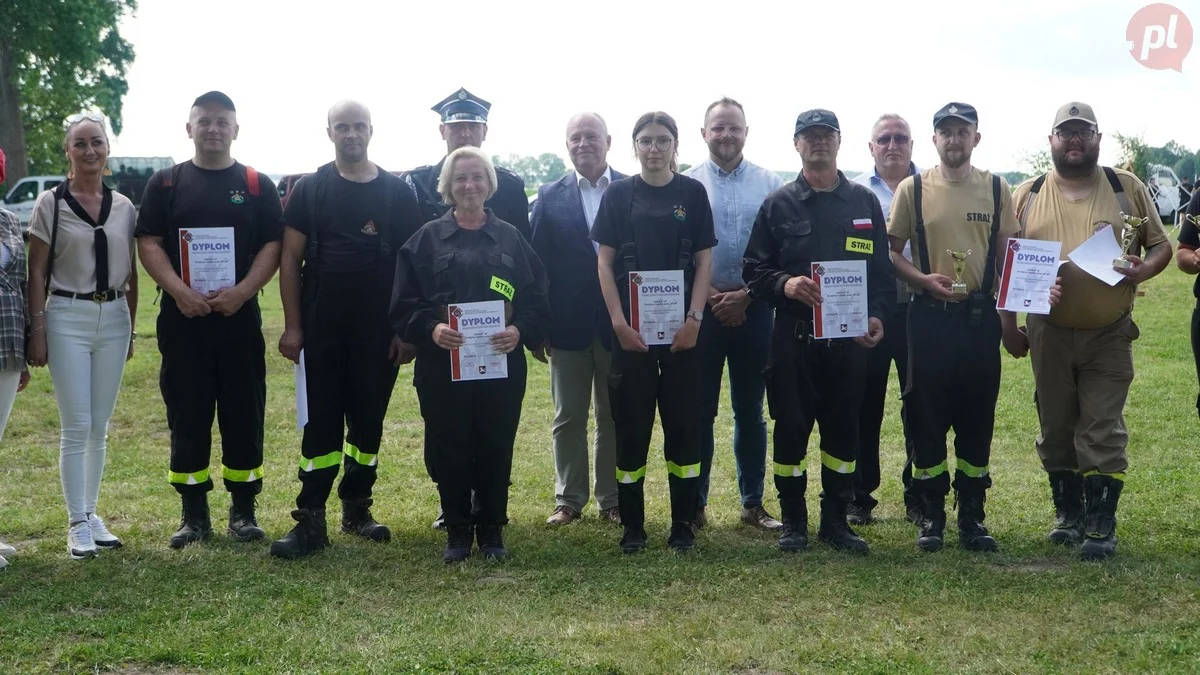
xmin=946 ymin=249 xmax=972 ymax=295
xmin=1112 ymin=212 xmax=1148 ymax=270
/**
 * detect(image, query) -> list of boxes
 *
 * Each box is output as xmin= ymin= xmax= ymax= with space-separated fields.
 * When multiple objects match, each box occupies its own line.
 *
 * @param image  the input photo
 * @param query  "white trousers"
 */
xmin=0 ymin=369 xmax=20 ymax=441
xmin=46 ymin=295 xmax=131 ymax=524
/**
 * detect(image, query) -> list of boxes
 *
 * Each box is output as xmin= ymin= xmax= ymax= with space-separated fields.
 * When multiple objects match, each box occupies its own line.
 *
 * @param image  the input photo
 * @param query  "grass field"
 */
xmin=3 ymin=250 xmax=1200 ymax=674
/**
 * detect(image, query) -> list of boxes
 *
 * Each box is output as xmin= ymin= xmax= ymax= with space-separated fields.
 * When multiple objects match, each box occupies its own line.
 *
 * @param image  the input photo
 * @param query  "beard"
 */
xmin=938 ymin=147 xmax=969 ymax=169
xmin=1052 ymin=144 xmax=1100 ymax=178
xmin=709 ymin=140 xmax=742 ymax=164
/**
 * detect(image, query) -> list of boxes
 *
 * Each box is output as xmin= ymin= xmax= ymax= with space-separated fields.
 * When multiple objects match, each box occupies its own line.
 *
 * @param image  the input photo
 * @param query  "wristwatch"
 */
xmin=686 ymin=309 xmax=704 ymax=323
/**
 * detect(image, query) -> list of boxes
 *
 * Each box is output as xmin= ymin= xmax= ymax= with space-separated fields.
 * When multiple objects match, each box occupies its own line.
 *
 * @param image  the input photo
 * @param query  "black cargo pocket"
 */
xmin=779 ymin=220 xmax=814 ymax=263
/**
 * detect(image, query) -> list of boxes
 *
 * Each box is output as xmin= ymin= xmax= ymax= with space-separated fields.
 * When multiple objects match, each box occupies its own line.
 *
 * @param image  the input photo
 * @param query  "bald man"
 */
xmin=531 ymin=112 xmax=628 ymax=526
xmin=271 ymin=100 xmax=425 ymax=559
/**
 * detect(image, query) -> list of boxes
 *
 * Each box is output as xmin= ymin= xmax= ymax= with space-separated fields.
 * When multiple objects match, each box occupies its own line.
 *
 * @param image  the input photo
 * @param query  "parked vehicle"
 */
xmin=2 ymin=176 xmax=66 ymax=230
xmin=1146 ymin=163 xmax=1185 ymax=221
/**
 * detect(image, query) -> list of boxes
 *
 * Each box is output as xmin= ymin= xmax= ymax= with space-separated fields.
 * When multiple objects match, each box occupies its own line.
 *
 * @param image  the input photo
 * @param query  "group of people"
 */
xmin=0 ymin=87 xmax=1179 ymax=568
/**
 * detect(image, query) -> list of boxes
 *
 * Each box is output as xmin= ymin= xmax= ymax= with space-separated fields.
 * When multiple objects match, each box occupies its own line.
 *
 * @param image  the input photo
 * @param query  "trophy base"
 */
xmin=950 ymin=282 xmax=968 ymax=295
xmin=1112 ymin=257 xmax=1134 ymax=270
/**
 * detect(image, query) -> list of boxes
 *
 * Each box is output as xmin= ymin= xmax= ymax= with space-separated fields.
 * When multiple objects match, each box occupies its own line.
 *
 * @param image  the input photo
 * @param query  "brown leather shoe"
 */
xmin=545 ymin=505 xmax=580 ymax=526
xmin=599 ymin=506 xmax=622 ymax=526
xmin=741 ymin=505 xmax=783 ymax=531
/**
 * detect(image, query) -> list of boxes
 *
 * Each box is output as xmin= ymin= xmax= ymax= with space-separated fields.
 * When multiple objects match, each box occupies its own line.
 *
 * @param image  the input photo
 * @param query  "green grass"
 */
xmin=3 ymin=255 xmax=1200 ymax=674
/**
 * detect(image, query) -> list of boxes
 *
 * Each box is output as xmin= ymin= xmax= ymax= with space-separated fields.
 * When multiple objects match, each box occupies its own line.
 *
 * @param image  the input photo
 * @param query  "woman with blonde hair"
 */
xmin=26 ymin=113 xmax=138 ymax=560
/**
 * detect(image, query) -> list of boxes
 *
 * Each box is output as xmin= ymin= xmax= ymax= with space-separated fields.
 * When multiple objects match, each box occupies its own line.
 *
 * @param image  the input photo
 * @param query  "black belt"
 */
xmin=789 ymin=317 xmax=855 ymax=347
xmin=51 ymin=289 xmax=125 ymax=303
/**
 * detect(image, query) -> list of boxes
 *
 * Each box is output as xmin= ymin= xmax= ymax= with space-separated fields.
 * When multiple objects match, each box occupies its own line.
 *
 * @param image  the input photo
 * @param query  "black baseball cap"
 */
xmin=933 ymin=102 xmax=977 ymax=128
xmin=794 ymin=109 xmax=840 ymax=137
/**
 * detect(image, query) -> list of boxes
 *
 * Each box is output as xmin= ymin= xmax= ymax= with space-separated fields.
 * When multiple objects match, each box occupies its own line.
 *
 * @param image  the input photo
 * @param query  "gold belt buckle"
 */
xmin=92 ymin=291 xmax=108 ymax=302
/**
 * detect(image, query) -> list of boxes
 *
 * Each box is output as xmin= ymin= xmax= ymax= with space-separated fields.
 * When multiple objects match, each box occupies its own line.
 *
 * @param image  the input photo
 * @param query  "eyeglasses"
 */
xmin=635 ymin=137 xmax=674 ymax=151
xmin=874 ymin=134 xmax=910 ymax=146
xmin=1054 ymin=129 xmax=1097 ymax=142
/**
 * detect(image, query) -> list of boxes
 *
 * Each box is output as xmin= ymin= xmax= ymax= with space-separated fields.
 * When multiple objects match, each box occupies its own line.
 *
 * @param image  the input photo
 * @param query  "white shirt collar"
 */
xmin=576 ymin=165 xmax=612 ymax=190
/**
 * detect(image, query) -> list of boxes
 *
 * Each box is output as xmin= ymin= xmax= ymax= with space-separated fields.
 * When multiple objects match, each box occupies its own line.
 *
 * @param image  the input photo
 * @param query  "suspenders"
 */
xmin=912 ymin=173 xmax=1003 ymax=295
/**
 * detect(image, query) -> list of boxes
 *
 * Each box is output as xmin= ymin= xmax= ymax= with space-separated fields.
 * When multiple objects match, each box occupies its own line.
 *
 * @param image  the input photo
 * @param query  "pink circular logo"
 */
xmin=1127 ymin=3 xmax=1193 ymax=71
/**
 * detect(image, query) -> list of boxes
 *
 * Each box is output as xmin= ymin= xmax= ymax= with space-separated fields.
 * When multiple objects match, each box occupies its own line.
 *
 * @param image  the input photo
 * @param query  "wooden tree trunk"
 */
xmin=0 ymin=39 xmax=28 ymax=185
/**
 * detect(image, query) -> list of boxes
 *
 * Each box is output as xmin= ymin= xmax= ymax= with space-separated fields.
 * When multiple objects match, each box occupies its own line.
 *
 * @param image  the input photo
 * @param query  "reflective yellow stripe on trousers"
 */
xmin=168 ymin=468 xmax=211 ymax=485
xmin=222 ymin=465 xmax=264 ymax=482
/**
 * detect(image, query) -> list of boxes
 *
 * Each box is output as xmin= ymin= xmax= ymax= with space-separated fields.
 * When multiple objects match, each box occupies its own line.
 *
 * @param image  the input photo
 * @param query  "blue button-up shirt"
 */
xmin=684 ymin=158 xmax=784 ymax=291
xmin=854 ymin=162 xmax=919 ymax=304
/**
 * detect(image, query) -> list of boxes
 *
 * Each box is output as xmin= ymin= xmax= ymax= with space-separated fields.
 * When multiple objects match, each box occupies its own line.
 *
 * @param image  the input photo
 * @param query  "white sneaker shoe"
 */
xmin=88 ymin=514 xmax=122 ymax=548
xmin=0 ymin=541 xmax=15 ymax=556
xmin=68 ymin=521 xmax=98 ymax=560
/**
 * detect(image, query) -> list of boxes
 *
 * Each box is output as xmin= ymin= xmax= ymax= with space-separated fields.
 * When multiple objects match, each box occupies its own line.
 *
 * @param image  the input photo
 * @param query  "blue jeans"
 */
xmin=697 ymin=299 xmax=772 ymax=508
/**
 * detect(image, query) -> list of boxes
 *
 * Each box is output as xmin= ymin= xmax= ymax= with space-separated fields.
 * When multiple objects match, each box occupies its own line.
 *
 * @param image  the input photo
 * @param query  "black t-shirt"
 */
xmin=135 ymin=161 xmax=283 ymax=284
xmin=284 ymin=165 xmax=423 ymax=274
xmin=1181 ymin=189 xmax=1200 ymax=298
xmin=591 ymin=174 xmax=717 ymax=312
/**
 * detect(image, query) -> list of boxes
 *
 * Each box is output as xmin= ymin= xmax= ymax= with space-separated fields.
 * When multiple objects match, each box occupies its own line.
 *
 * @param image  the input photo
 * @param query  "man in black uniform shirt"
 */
xmin=403 ymin=88 xmax=531 ymax=241
xmin=742 ymin=109 xmax=892 ymax=554
xmin=136 ymin=91 xmax=283 ymax=549
xmin=270 ymin=100 xmax=424 ymax=559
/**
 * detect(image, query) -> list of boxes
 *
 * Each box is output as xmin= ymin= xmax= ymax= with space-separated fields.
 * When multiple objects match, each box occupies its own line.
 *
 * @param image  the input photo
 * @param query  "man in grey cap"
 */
xmin=742 ymin=108 xmax=892 ymax=554
xmin=1010 ymin=102 xmax=1168 ymax=561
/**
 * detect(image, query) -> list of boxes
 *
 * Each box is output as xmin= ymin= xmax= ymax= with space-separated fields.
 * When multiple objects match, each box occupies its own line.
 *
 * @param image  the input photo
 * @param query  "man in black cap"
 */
xmin=403 ymin=87 xmax=531 ymax=241
xmin=886 ymin=102 xmax=1020 ymax=553
xmin=136 ymin=91 xmax=283 ymax=549
xmin=743 ymin=108 xmax=892 ymax=554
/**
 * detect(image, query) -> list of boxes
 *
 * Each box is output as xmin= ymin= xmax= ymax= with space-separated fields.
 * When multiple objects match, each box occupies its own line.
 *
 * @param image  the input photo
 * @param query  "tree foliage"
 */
xmin=0 ymin=0 xmax=137 ymax=185
xmin=492 ymin=153 xmax=568 ymax=189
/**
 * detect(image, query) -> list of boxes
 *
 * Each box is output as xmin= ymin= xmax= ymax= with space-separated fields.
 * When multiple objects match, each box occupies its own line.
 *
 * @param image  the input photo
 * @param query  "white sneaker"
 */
xmin=0 ymin=541 xmax=15 ymax=556
xmin=0 ymin=554 xmax=8 ymax=569
xmin=68 ymin=521 xmax=98 ymax=560
xmin=88 ymin=514 xmax=122 ymax=548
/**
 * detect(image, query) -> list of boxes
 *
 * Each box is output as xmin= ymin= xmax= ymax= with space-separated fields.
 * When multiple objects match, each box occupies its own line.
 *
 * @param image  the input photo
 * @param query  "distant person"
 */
xmin=592 ymin=111 xmax=715 ymax=554
xmin=270 ymin=100 xmax=424 ymax=559
xmin=530 ymin=113 xmax=626 ymax=527
xmin=26 ymin=113 xmax=138 ymax=560
xmin=391 ymin=147 xmax=549 ymax=563
xmin=1008 ymin=102 xmax=1167 ymax=561
xmin=0 ymin=146 xmax=31 ymax=569
xmin=850 ymin=114 xmax=921 ymax=525
xmin=683 ymin=97 xmax=783 ymax=532
xmin=1183 ymin=185 xmax=1200 ymax=421
xmin=136 ymin=91 xmax=283 ymax=549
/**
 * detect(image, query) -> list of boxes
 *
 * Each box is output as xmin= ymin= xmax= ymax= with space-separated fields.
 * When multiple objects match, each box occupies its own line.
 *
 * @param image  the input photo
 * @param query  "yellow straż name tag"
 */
xmin=490 ymin=276 xmax=515 ymax=301
xmin=845 ymin=238 xmax=874 ymax=254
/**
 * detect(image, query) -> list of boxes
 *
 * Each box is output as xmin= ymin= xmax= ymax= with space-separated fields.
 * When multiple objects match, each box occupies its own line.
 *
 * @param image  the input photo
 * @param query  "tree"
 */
xmin=492 ymin=153 xmax=568 ymax=189
xmin=1173 ymin=155 xmax=1197 ymax=183
xmin=1018 ymin=148 xmax=1053 ymax=176
xmin=1112 ymin=132 xmax=1149 ymax=180
xmin=0 ymin=0 xmax=137 ymax=185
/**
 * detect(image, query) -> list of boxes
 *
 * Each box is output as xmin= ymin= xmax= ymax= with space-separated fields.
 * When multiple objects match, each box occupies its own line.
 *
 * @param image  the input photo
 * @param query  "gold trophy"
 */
xmin=1112 ymin=212 xmax=1148 ymax=270
xmin=1186 ymin=213 xmax=1199 ymax=227
xmin=946 ymin=249 xmax=972 ymax=295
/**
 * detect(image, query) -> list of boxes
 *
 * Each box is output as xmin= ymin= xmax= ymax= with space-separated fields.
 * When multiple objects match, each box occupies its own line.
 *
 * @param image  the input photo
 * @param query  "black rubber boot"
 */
xmin=620 ymin=526 xmax=647 ymax=555
xmin=777 ymin=497 xmax=809 ymax=553
xmin=817 ymin=498 xmax=868 ymax=554
xmin=957 ymin=491 xmax=999 ymax=552
xmin=228 ymin=492 xmax=265 ymax=542
xmin=443 ymin=525 xmax=473 ymax=564
xmin=169 ymin=492 xmax=213 ymax=549
xmin=477 ymin=524 xmax=509 ymax=560
xmin=667 ymin=522 xmax=695 ymax=553
xmin=341 ymin=498 xmax=391 ymax=542
xmin=1080 ymin=475 xmax=1123 ymax=561
xmin=916 ymin=493 xmax=945 ymax=553
xmin=269 ymin=508 xmax=329 ymax=559
xmin=1048 ymin=470 xmax=1084 ymax=546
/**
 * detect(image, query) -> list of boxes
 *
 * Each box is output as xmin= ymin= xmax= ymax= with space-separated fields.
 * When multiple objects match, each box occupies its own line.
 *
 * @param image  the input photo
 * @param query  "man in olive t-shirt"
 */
xmin=1004 ymin=102 xmax=1169 ymax=561
xmin=886 ymin=102 xmax=1020 ymax=554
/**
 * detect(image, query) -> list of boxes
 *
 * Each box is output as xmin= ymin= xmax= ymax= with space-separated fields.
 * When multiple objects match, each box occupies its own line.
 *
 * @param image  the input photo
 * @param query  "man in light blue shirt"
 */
xmin=684 ymin=98 xmax=784 ymax=530
xmin=850 ymin=113 xmax=920 ymax=525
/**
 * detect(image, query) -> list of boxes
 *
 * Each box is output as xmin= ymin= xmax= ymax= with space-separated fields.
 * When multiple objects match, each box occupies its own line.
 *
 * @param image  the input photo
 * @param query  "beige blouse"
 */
xmin=28 ymin=185 xmax=136 ymax=294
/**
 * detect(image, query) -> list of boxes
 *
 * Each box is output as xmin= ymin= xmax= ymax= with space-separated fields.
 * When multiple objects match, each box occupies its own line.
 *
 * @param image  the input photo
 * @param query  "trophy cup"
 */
xmin=1186 ymin=213 xmax=1199 ymax=227
xmin=946 ymin=249 xmax=972 ymax=295
xmin=1112 ymin=212 xmax=1148 ymax=270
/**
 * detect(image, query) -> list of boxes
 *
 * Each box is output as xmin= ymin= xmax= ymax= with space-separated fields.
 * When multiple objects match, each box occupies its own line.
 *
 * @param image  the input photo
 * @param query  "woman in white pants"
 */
xmin=0 ymin=147 xmax=31 ymax=570
xmin=26 ymin=113 xmax=138 ymax=560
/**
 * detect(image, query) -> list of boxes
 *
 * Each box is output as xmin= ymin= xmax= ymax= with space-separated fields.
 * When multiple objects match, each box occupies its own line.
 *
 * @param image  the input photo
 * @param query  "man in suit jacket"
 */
xmin=531 ymin=112 xmax=625 ymax=526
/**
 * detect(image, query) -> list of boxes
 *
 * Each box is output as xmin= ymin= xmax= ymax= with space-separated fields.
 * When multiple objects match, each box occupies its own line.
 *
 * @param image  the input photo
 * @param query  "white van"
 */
xmin=2 ymin=175 xmax=66 ymax=231
xmin=1146 ymin=164 xmax=1184 ymax=221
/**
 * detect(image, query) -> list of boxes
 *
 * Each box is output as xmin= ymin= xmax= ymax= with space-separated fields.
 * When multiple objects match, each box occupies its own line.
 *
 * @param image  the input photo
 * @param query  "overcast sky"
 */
xmin=106 ymin=0 xmax=1200 ymax=177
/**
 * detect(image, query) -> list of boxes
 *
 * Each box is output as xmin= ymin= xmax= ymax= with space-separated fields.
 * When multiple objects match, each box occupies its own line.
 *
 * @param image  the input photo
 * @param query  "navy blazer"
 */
xmin=530 ymin=168 xmax=626 ymax=351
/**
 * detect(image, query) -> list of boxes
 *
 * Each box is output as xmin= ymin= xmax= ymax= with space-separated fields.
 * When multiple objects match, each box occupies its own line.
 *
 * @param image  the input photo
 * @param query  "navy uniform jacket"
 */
xmin=402 ymin=158 xmax=532 ymax=242
xmin=743 ymin=171 xmax=894 ymax=324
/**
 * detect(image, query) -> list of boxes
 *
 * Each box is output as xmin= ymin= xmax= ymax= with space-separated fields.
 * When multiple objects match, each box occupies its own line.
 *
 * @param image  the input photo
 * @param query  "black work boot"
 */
xmin=957 ymin=491 xmax=999 ymax=552
xmin=269 ymin=508 xmax=329 ymax=559
xmin=1047 ymin=470 xmax=1085 ymax=546
xmin=443 ymin=525 xmax=473 ymax=564
xmin=777 ymin=497 xmax=809 ymax=553
xmin=904 ymin=491 xmax=924 ymax=524
xmin=667 ymin=522 xmax=695 ymax=553
xmin=228 ymin=492 xmax=265 ymax=542
xmin=477 ymin=523 xmax=509 ymax=560
xmin=341 ymin=498 xmax=391 ymax=542
xmin=1080 ymin=475 xmax=1123 ymax=561
xmin=817 ymin=498 xmax=869 ymax=554
xmin=169 ymin=492 xmax=213 ymax=549
xmin=620 ymin=526 xmax=648 ymax=555
xmin=916 ymin=493 xmax=946 ymax=553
